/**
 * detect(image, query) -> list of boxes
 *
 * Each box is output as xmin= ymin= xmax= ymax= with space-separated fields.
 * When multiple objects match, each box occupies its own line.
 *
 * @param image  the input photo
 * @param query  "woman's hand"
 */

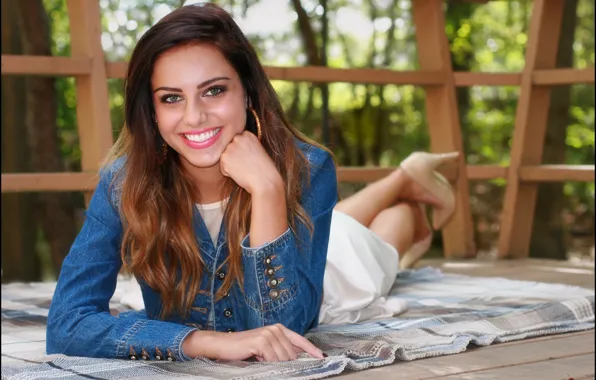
xmin=220 ymin=131 xmax=288 ymax=247
xmin=220 ymin=131 xmax=282 ymax=195
xmin=182 ymin=324 xmax=325 ymax=362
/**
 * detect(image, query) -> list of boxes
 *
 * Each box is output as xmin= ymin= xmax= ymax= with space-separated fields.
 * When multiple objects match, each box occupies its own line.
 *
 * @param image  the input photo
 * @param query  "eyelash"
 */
xmin=159 ymin=85 xmax=227 ymax=104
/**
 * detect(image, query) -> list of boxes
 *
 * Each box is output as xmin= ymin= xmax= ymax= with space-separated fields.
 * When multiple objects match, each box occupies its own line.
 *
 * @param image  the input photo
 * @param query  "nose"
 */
xmin=184 ymin=99 xmax=207 ymax=127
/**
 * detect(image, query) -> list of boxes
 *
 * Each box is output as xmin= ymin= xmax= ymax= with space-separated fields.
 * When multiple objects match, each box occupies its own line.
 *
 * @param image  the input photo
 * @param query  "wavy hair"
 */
xmin=103 ymin=3 xmax=331 ymax=319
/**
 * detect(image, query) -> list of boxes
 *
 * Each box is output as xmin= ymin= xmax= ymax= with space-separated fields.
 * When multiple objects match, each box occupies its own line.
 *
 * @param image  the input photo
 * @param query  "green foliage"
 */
xmin=43 ymin=0 xmax=594 ymax=245
xmin=44 ymin=0 xmax=81 ymax=171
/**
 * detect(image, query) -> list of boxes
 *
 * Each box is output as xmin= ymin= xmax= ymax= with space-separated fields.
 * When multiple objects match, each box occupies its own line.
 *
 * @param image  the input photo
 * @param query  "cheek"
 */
xmin=218 ymin=100 xmax=247 ymax=134
xmin=155 ymin=107 xmax=181 ymax=134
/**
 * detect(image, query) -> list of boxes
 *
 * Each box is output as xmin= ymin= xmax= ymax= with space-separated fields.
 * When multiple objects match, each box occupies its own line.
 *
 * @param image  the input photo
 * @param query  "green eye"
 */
xmin=205 ymin=85 xmax=226 ymax=97
xmin=161 ymin=94 xmax=183 ymax=103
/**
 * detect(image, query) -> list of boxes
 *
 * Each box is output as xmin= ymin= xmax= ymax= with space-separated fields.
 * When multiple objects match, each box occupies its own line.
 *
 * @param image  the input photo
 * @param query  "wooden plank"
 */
xmin=533 ymin=67 xmax=595 ymax=85
xmin=66 ymin=0 xmax=113 ymax=205
xmin=264 ymin=66 xmax=446 ymax=85
xmin=1 ymin=55 xmax=92 ymax=76
xmin=411 ymin=0 xmax=476 ymax=259
xmin=497 ymin=0 xmax=566 ymax=259
xmin=1 ymin=173 xmax=97 ymax=192
xmin=520 ymin=165 xmax=595 ymax=182
xmin=0 ymin=165 xmax=506 ymax=193
xmin=337 ymin=331 xmax=594 ymax=379
xmin=338 ymin=168 xmax=394 ymax=183
xmin=109 ymin=61 xmax=525 ymax=88
xmin=435 ymin=354 xmax=594 ymax=380
xmin=467 ymin=165 xmax=507 ymax=180
xmin=106 ymin=61 xmax=446 ymax=85
xmin=337 ymin=165 xmax=506 ymax=183
xmin=422 ymin=258 xmax=595 ymax=289
xmin=453 ymin=72 xmax=521 ymax=87
xmin=106 ymin=61 xmax=127 ymax=78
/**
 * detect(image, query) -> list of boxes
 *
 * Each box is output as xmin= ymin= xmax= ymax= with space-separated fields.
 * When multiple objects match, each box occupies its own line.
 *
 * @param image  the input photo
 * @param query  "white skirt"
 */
xmin=318 ymin=211 xmax=407 ymax=325
xmin=119 ymin=210 xmax=408 ymax=325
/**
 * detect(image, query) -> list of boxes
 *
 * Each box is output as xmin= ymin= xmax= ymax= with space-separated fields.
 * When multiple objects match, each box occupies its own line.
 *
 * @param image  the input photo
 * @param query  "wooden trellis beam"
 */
xmin=411 ymin=0 xmax=477 ymax=259
xmin=66 ymin=0 xmax=113 ymax=204
xmin=497 ymin=0 xmax=566 ymax=258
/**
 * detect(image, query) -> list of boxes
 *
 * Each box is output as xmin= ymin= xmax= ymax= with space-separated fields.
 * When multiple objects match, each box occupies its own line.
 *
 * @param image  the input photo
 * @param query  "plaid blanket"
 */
xmin=2 ymin=267 xmax=594 ymax=380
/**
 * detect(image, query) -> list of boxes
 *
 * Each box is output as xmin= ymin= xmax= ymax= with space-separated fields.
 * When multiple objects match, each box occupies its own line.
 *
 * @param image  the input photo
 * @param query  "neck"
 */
xmin=184 ymin=161 xmax=228 ymax=204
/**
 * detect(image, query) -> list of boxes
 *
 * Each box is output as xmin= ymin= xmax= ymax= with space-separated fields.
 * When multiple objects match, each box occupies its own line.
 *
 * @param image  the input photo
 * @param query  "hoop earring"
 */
xmin=248 ymin=107 xmax=262 ymax=140
xmin=157 ymin=142 xmax=168 ymax=164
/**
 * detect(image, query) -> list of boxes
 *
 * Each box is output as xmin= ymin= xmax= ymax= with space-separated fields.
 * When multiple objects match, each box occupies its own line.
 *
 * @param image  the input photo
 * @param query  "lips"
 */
xmin=180 ymin=127 xmax=222 ymax=149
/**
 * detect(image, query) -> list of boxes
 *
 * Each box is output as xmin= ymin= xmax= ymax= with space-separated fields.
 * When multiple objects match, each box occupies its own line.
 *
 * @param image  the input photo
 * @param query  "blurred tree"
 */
xmin=16 ymin=0 xmax=79 ymax=278
xmin=530 ymin=0 xmax=579 ymax=259
xmin=1 ymin=1 xmax=39 ymax=283
xmin=3 ymin=0 xmax=593 ymax=282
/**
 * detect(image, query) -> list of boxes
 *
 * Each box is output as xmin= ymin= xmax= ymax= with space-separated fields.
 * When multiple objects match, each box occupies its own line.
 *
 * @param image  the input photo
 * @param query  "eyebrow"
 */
xmin=153 ymin=76 xmax=231 ymax=93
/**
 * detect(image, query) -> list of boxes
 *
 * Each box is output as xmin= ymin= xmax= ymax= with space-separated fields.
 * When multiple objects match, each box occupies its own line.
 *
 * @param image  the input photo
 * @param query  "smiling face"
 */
xmin=151 ymin=43 xmax=247 ymax=176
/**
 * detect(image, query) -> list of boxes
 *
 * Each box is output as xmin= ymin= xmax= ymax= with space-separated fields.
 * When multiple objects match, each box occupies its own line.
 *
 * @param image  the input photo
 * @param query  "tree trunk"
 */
xmin=290 ymin=0 xmax=321 ymax=66
xmin=1 ymin=1 xmax=40 ymax=283
xmin=17 ymin=0 xmax=79 ymax=278
xmin=529 ymin=0 xmax=578 ymax=260
xmin=445 ymin=1 xmax=476 ymax=155
xmin=290 ymin=0 xmax=352 ymax=162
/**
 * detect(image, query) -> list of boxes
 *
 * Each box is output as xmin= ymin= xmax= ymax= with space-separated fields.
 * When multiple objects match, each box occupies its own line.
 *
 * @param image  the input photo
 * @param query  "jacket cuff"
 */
xmin=241 ymin=228 xmax=300 ymax=312
xmin=240 ymin=228 xmax=293 ymax=257
xmin=116 ymin=319 xmax=197 ymax=362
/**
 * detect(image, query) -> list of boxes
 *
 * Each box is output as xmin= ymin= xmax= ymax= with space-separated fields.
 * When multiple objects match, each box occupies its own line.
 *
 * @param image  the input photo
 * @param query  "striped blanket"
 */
xmin=2 ymin=267 xmax=594 ymax=380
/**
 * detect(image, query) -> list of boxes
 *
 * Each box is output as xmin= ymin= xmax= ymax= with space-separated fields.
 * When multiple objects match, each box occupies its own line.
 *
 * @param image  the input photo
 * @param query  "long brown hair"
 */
xmin=104 ymin=3 xmax=330 ymax=319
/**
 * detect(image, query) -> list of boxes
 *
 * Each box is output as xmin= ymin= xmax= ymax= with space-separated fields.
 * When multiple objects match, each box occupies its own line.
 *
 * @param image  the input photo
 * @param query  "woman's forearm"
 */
xmin=181 ymin=330 xmax=220 ymax=359
xmin=248 ymin=178 xmax=288 ymax=248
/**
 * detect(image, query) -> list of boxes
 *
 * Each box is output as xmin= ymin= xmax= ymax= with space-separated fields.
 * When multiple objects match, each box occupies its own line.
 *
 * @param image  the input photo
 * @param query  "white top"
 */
xmin=196 ymin=199 xmax=227 ymax=245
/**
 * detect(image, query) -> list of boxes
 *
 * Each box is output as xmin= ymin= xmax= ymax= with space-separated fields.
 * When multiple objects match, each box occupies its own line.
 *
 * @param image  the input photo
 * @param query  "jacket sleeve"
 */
xmin=46 ymin=164 xmax=196 ymax=361
xmin=240 ymin=147 xmax=338 ymax=334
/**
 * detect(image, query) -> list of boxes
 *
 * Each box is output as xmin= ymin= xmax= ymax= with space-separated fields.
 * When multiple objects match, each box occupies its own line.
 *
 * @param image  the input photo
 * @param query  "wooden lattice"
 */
xmin=1 ymin=0 xmax=594 ymax=258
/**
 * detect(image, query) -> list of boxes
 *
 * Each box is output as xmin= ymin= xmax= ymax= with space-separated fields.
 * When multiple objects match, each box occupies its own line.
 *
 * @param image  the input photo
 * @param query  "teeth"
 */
xmin=185 ymin=128 xmax=220 ymax=143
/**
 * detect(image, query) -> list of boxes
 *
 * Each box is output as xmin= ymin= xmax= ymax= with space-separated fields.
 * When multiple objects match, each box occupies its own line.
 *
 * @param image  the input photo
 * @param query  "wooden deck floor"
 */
xmin=338 ymin=259 xmax=595 ymax=380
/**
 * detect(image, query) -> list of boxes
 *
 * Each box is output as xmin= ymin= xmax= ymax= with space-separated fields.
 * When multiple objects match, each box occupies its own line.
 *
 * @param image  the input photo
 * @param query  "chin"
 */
xmin=179 ymin=151 xmax=221 ymax=170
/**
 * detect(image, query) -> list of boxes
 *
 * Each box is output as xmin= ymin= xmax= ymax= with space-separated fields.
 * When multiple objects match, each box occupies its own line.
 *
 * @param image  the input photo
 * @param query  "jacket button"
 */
xmin=141 ymin=348 xmax=150 ymax=360
xmin=227 ymin=328 xmax=235 ymax=333
xmin=128 ymin=346 xmax=137 ymax=360
xmin=155 ymin=347 xmax=163 ymax=361
xmin=166 ymin=349 xmax=176 ymax=362
xmin=265 ymin=267 xmax=275 ymax=277
xmin=223 ymin=308 xmax=233 ymax=318
xmin=267 ymin=278 xmax=279 ymax=288
xmin=264 ymin=256 xmax=273 ymax=265
xmin=269 ymin=289 xmax=280 ymax=300
xmin=217 ymin=271 xmax=225 ymax=280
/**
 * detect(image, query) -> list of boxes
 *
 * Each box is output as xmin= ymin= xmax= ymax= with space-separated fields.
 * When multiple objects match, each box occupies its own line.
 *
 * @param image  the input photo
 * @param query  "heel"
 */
xmin=400 ymin=151 xmax=459 ymax=231
xmin=430 ymin=172 xmax=455 ymax=230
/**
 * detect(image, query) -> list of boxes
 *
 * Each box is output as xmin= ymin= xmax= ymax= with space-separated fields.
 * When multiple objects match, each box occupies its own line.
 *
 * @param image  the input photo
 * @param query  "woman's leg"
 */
xmin=368 ymin=202 xmax=430 ymax=257
xmin=334 ymin=169 xmax=440 ymax=228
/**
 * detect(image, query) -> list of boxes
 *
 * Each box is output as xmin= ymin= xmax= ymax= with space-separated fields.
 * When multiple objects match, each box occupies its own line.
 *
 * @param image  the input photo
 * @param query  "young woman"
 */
xmin=46 ymin=3 xmax=458 ymax=363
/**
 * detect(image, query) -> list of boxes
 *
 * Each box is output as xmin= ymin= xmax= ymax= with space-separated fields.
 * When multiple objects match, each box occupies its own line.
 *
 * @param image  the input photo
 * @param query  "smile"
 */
xmin=181 ymin=127 xmax=222 ymax=149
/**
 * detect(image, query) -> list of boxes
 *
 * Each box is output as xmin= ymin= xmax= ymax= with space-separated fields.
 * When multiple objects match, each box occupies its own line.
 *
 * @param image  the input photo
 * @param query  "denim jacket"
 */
xmin=46 ymin=141 xmax=338 ymax=362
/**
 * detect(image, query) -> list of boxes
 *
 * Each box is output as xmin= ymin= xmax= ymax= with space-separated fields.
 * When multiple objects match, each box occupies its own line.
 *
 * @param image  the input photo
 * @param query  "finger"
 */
xmin=266 ymin=329 xmax=290 ymax=362
xmin=271 ymin=325 xmax=297 ymax=360
xmin=261 ymin=340 xmax=279 ymax=362
xmin=282 ymin=328 xmax=324 ymax=359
